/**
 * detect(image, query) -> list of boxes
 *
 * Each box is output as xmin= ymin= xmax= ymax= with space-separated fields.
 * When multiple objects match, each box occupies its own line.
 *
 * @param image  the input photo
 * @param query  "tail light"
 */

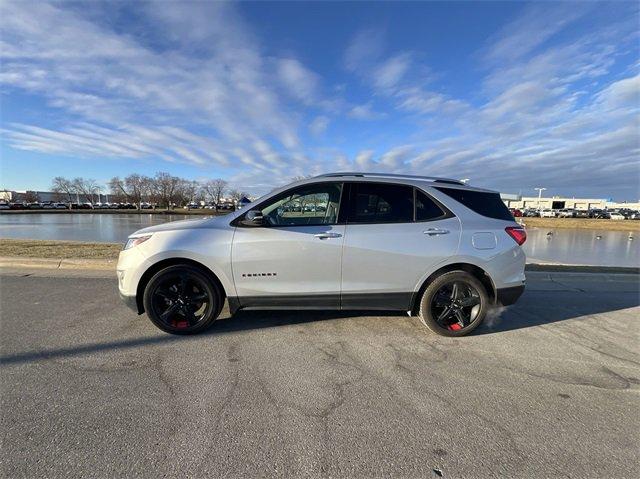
xmin=505 ymin=226 xmax=527 ymax=245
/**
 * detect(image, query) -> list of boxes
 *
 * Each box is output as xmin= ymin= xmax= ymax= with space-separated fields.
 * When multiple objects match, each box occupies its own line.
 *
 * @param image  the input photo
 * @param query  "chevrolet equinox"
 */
xmin=117 ymin=173 xmax=526 ymax=336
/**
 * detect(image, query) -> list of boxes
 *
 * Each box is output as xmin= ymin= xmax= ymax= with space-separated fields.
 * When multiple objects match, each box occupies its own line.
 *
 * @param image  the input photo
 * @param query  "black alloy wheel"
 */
xmin=431 ymin=281 xmax=481 ymax=331
xmin=143 ymin=265 xmax=222 ymax=334
xmin=418 ymin=271 xmax=489 ymax=337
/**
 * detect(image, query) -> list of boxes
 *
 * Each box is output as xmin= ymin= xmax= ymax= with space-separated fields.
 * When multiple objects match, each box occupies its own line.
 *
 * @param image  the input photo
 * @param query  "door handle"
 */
xmin=314 ymin=232 xmax=342 ymax=239
xmin=423 ymin=228 xmax=450 ymax=236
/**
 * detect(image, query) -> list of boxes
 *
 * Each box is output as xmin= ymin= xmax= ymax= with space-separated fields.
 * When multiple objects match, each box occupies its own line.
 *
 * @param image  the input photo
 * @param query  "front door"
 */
xmin=231 ymin=182 xmax=344 ymax=308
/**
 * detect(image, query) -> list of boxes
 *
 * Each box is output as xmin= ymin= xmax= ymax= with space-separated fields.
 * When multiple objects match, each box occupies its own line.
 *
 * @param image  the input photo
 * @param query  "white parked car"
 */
xmin=117 ymin=173 xmax=526 ymax=336
xmin=557 ymin=209 xmax=576 ymax=218
xmin=609 ymin=212 xmax=625 ymax=220
xmin=539 ymin=209 xmax=556 ymax=218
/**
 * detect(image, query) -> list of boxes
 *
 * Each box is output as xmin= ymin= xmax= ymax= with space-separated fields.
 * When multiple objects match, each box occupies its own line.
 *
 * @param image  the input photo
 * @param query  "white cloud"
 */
xmin=484 ymin=3 xmax=591 ymax=63
xmin=344 ymin=28 xmax=384 ymax=71
xmin=309 ymin=116 xmax=330 ymax=136
xmin=277 ymin=58 xmax=320 ymax=104
xmin=0 ymin=0 xmax=303 ymax=163
xmin=355 ymin=150 xmax=375 ymax=170
xmin=596 ymin=75 xmax=640 ymax=109
xmin=374 ymin=53 xmax=411 ymax=90
xmin=379 ymin=145 xmax=413 ymax=170
xmin=348 ymin=103 xmax=385 ymax=120
xmin=396 ymin=87 xmax=467 ymax=115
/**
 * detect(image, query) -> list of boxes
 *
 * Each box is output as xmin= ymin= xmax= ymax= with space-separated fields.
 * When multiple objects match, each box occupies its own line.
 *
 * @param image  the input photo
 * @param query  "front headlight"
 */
xmin=124 ymin=234 xmax=153 ymax=250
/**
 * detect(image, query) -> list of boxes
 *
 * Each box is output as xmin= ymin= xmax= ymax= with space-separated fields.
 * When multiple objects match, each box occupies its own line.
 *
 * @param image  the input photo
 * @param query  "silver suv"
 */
xmin=117 ymin=173 xmax=526 ymax=336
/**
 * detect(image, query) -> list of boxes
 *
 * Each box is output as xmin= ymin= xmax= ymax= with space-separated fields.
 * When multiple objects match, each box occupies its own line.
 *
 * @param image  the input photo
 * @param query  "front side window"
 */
xmin=347 ymin=183 xmax=413 ymax=224
xmin=259 ymin=183 xmax=342 ymax=226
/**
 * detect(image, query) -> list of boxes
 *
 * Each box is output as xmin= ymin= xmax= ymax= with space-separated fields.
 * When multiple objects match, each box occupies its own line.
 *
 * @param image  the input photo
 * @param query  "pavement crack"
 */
xmin=548 ymin=275 xmax=586 ymax=292
xmin=503 ymin=363 xmax=633 ymax=390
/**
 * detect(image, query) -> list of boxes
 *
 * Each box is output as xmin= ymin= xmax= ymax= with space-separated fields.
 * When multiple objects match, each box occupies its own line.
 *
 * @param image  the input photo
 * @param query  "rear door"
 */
xmin=340 ymin=182 xmax=460 ymax=309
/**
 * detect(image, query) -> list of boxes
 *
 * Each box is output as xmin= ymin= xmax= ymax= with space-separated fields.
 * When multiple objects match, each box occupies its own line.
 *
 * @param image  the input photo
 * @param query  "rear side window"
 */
xmin=416 ymin=190 xmax=446 ymax=221
xmin=435 ymin=187 xmax=513 ymax=221
xmin=348 ymin=183 xmax=413 ymax=223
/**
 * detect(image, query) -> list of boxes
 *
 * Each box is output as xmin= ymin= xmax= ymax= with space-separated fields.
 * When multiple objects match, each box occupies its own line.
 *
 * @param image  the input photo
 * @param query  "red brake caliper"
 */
xmin=448 ymin=323 xmax=462 ymax=331
xmin=171 ymin=320 xmax=189 ymax=329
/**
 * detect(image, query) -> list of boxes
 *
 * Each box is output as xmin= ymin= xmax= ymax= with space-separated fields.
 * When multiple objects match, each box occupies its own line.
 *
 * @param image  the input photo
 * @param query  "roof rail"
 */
xmin=314 ymin=172 xmax=465 ymax=185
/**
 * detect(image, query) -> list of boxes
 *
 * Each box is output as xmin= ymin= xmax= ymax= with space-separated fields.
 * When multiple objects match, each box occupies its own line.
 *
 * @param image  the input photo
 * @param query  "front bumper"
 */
xmin=496 ymin=284 xmax=525 ymax=306
xmin=119 ymin=291 xmax=141 ymax=314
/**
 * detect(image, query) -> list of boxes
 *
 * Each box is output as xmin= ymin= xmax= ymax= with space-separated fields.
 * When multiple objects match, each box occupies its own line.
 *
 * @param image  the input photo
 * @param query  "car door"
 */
xmin=231 ymin=182 xmax=345 ymax=308
xmin=340 ymin=182 xmax=461 ymax=310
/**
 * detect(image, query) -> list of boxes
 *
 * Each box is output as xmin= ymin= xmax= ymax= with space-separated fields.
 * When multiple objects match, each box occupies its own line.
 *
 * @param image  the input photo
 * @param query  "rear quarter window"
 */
xmin=435 ymin=187 xmax=514 ymax=221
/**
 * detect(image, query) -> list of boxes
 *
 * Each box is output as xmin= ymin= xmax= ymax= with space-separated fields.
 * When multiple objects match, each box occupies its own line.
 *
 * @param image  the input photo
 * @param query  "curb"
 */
xmin=524 ymin=264 xmax=639 ymax=274
xmin=0 ymin=256 xmax=637 ymax=275
xmin=0 ymin=256 xmax=116 ymax=271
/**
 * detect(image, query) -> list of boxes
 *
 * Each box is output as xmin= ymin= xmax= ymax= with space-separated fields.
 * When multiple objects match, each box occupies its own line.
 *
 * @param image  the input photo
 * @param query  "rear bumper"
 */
xmin=119 ymin=291 xmax=141 ymax=314
xmin=496 ymin=284 xmax=525 ymax=306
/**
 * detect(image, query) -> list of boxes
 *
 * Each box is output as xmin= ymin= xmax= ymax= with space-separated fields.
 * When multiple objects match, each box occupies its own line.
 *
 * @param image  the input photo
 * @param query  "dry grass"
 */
xmin=0 ymin=239 xmax=122 ymax=259
xmin=517 ymin=217 xmax=640 ymax=231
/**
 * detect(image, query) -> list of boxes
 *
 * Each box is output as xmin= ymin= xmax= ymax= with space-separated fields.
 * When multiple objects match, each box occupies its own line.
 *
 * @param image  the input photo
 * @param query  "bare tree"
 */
xmin=150 ymin=172 xmax=182 ymax=209
xmin=72 ymin=177 xmax=98 ymax=204
xmin=108 ymin=176 xmax=128 ymax=203
xmin=181 ymin=180 xmax=200 ymax=207
xmin=51 ymin=177 xmax=76 ymax=203
xmin=129 ymin=175 xmax=152 ymax=208
xmin=201 ymin=179 xmax=227 ymax=212
xmin=109 ymin=174 xmax=151 ymax=208
xmin=24 ymin=191 xmax=38 ymax=203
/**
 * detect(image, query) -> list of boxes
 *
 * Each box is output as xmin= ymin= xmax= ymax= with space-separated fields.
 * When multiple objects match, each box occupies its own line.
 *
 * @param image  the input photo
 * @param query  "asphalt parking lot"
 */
xmin=1 ymin=269 xmax=638 ymax=478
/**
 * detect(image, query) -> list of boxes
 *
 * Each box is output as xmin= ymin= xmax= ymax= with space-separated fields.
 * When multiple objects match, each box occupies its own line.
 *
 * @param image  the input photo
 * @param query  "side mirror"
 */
xmin=241 ymin=209 xmax=264 ymax=227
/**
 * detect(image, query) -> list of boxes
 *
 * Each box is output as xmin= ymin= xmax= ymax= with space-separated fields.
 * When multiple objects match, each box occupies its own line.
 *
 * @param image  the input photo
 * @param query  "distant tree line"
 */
xmin=52 ymin=173 xmax=248 ymax=211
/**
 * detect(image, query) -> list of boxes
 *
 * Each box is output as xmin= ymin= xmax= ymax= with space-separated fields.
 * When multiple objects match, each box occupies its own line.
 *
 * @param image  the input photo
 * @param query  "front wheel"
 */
xmin=143 ymin=264 xmax=223 ymax=335
xmin=418 ymin=271 xmax=489 ymax=337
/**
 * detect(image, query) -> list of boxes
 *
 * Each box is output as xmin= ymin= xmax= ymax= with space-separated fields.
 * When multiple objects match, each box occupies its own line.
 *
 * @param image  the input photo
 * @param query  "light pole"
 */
xmin=534 ymin=187 xmax=546 ymax=212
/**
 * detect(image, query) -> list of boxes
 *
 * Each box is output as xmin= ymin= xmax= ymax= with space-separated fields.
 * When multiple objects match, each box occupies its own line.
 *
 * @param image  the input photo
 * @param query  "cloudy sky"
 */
xmin=1 ymin=0 xmax=638 ymax=199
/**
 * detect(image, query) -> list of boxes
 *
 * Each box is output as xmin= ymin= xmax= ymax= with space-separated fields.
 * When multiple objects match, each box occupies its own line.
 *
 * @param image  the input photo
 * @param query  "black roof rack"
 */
xmin=314 ymin=172 xmax=465 ymax=185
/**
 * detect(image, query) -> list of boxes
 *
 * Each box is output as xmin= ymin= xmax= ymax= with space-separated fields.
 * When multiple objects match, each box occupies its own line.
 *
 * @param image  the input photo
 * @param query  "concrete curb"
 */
xmin=525 ymin=263 xmax=639 ymax=274
xmin=0 ymin=256 xmax=637 ymax=275
xmin=0 ymin=256 xmax=116 ymax=271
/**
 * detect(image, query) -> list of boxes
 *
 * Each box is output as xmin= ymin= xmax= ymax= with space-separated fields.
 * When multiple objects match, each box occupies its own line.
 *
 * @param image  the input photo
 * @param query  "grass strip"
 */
xmin=0 ymin=239 xmax=122 ymax=259
xmin=518 ymin=217 xmax=640 ymax=231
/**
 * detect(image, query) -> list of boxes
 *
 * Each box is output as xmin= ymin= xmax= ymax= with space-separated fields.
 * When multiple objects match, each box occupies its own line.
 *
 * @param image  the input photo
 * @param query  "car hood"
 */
xmin=130 ymin=217 xmax=221 ymax=236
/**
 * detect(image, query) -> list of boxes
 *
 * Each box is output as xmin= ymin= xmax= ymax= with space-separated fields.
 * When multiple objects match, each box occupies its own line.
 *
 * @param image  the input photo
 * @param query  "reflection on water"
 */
xmin=0 ymin=213 xmax=201 ymax=243
xmin=0 ymin=214 xmax=638 ymax=267
xmin=524 ymin=227 xmax=638 ymax=267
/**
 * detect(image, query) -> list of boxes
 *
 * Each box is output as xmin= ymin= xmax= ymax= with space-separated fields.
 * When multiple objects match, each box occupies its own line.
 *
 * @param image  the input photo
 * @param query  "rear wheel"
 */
xmin=418 ymin=271 xmax=489 ymax=337
xmin=143 ymin=264 xmax=222 ymax=335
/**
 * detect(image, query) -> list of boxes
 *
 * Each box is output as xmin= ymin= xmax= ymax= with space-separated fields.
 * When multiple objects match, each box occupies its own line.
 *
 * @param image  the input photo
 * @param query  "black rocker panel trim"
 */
xmin=239 ymin=294 xmax=340 ymax=309
xmin=340 ymin=292 xmax=413 ymax=310
xmin=230 ymin=292 xmax=413 ymax=312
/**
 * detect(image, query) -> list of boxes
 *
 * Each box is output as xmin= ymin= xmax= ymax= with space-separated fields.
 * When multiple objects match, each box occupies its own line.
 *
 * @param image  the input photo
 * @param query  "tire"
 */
xmin=418 ymin=271 xmax=489 ymax=337
xmin=143 ymin=264 xmax=223 ymax=335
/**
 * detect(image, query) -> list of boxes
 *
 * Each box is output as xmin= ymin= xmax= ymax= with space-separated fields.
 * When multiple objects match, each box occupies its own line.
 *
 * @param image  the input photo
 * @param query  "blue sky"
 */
xmin=1 ymin=1 xmax=638 ymax=199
